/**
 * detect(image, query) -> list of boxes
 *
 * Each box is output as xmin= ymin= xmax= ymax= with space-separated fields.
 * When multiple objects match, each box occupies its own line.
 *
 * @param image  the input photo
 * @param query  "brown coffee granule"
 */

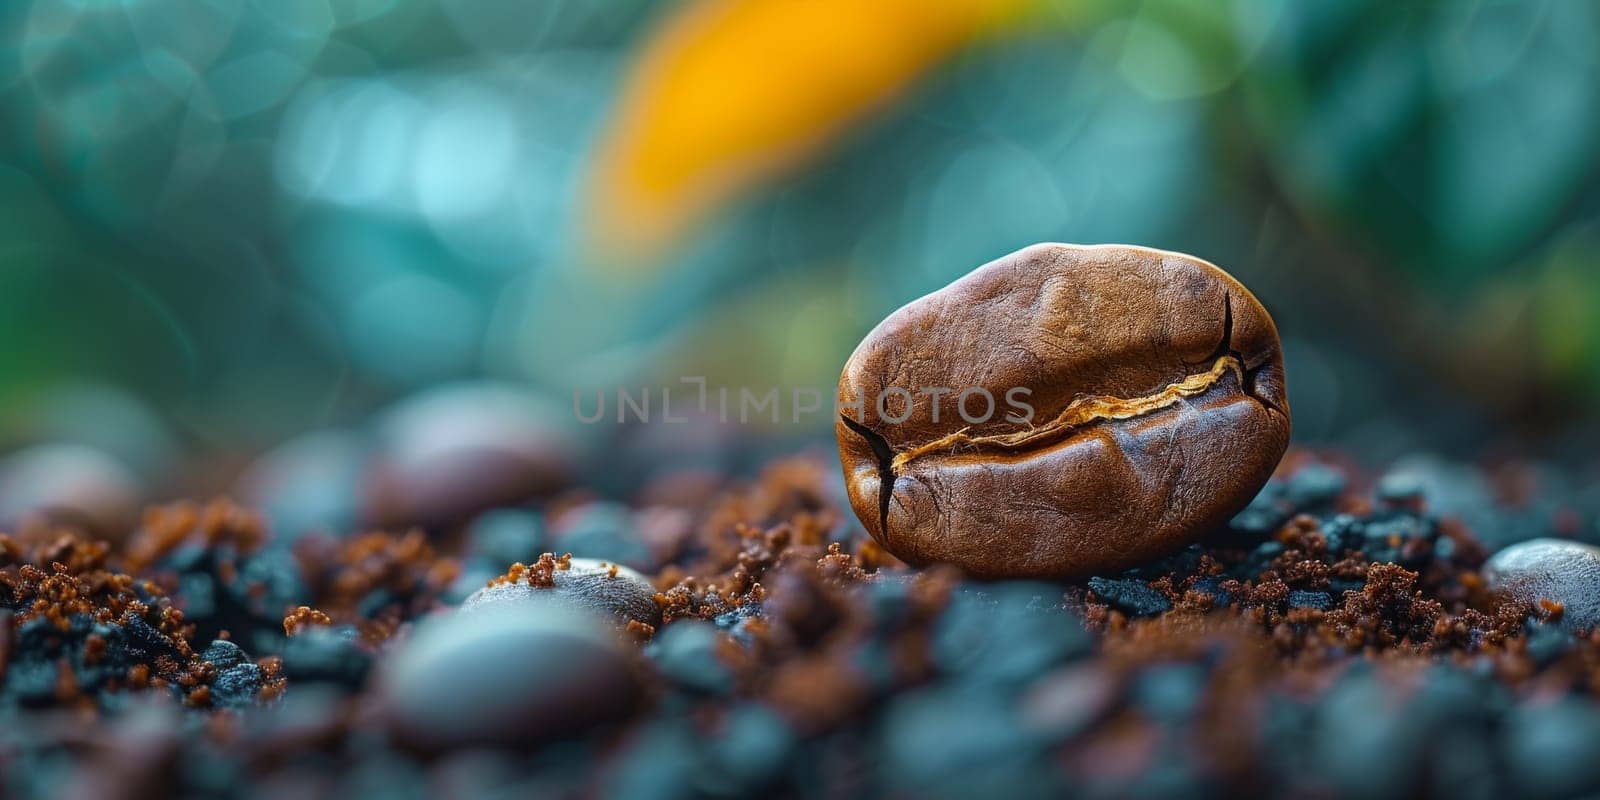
xmin=283 ymin=606 xmax=333 ymax=637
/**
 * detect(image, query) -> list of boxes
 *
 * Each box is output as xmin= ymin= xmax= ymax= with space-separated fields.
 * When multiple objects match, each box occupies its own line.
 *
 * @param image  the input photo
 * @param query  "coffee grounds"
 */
xmin=4 ymin=451 xmax=1600 ymax=798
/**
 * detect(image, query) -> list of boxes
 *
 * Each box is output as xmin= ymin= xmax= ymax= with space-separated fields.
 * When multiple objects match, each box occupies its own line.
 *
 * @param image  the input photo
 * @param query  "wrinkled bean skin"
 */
xmin=836 ymin=244 xmax=1291 ymax=579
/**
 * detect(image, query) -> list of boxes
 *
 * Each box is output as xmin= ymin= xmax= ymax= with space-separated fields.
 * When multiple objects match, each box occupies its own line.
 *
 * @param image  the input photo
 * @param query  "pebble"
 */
xmin=1375 ymin=472 xmax=1426 ymax=504
xmin=701 ymin=704 xmax=796 ymax=792
xmin=466 ymin=509 xmax=546 ymax=566
xmin=236 ymin=430 xmax=369 ymax=540
xmin=647 ymin=620 xmax=734 ymax=694
xmin=380 ymin=603 xmax=642 ymax=751
xmin=1288 ymin=590 xmax=1334 ymax=610
xmin=1130 ymin=664 xmax=1206 ymax=724
xmin=12 ymin=383 xmax=174 ymax=474
xmin=282 ymin=626 xmax=372 ymax=689
xmin=1504 ymin=696 xmax=1600 ymax=797
xmin=364 ymin=383 xmax=577 ymax=527
xmin=460 ymin=557 xmax=661 ymax=628
xmin=0 ymin=443 xmax=141 ymax=532
xmin=201 ymin=640 xmax=267 ymax=710
xmin=550 ymin=502 xmax=653 ymax=570
xmin=1020 ymin=663 xmax=1119 ymax=741
xmin=1483 ymin=538 xmax=1600 ymax=630
xmin=882 ymin=685 xmax=1060 ymax=798
xmin=933 ymin=583 xmax=1089 ymax=684
xmin=1086 ymin=577 xmax=1172 ymax=617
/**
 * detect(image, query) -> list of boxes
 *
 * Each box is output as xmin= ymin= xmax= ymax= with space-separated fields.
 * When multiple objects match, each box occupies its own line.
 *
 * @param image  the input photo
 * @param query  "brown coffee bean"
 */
xmin=836 ymin=244 xmax=1291 ymax=579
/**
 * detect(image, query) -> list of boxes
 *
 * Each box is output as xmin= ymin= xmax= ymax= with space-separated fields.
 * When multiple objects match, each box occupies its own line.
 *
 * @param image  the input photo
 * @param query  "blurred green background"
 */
xmin=1 ymin=0 xmax=1598 ymax=527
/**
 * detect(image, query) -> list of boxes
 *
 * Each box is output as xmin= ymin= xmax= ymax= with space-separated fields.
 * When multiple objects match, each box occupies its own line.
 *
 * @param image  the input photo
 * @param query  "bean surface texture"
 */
xmin=836 ymin=243 xmax=1291 ymax=578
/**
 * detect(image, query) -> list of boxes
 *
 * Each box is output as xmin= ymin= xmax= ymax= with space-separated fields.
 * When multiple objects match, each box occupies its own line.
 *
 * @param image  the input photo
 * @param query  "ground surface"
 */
xmin=2 ymin=449 xmax=1599 ymax=799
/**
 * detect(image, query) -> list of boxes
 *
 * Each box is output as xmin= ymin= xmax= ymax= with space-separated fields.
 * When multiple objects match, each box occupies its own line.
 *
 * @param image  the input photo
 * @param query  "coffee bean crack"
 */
xmin=887 ymin=353 xmax=1248 ymax=471
xmin=838 ymin=413 xmax=897 ymax=536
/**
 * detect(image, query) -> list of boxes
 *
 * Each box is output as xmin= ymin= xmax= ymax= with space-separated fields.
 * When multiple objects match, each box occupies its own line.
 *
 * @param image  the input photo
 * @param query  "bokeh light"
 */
xmin=0 ymin=0 xmax=1596 ymax=503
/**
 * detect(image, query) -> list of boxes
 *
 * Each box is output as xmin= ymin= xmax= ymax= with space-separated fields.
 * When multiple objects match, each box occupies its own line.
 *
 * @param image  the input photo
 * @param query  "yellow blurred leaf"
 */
xmin=586 ymin=0 xmax=1029 ymax=265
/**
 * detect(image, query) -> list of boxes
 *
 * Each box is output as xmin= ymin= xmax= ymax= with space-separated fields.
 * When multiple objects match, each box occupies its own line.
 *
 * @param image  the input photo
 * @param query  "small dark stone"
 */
xmin=1321 ymin=514 xmax=1362 ymax=555
xmin=1328 ymin=577 xmax=1366 ymax=596
xmin=1341 ymin=512 xmax=1436 ymax=568
xmin=0 ymin=443 xmax=141 ymax=532
xmin=1376 ymin=472 xmax=1425 ymax=504
xmin=1504 ymin=697 xmax=1600 ymax=798
xmin=551 ymin=503 xmax=654 ymax=570
xmin=1130 ymin=665 xmax=1206 ymax=724
xmin=1229 ymin=489 xmax=1290 ymax=536
xmin=701 ymin=705 xmax=796 ymax=792
xmin=883 ymin=686 xmax=1062 ymax=799
xmin=1229 ymin=465 xmax=1345 ymax=542
xmin=1132 ymin=545 xmax=1206 ymax=581
xmin=1021 ymin=663 xmax=1119 ymax=741
xmin=201 ymin=640 xmax=247 ymax=670
xmin=236 ymin=430 xmax=368 ymax=541
xmin=935 ymin=583 xmax=1089 ymax=684
xmin=202 ymin=639 xmax=266 ymax=709
xmin=1288 ymin=590 xmax=1333 ymax=610
xmin=364 ymin=383 xmax=577 ymax=527
xmin=862 ymin=575 xmax=915 ymax=625
xmin=1253 ymin=541 xmax=1285 ymax=560
xmin=1284 ymin=464 xmax=1346 ymax=507
xmin=282 ymin=626 xmax=371 ymax=688
xmin=1189 ymin=576 xmax=1233 ymax=607
xmin=461 ymin=558 xmax=660 ymax=628
xmin=210 ymin=662 xmax=266 ymax=709
xmin=467 ymin=509 xmax=546 ymax=567
xmin=1087 ymin=577 xmax=1171 ymax=617
xmin=712 ymin=603 xmax=763 ymax=646
xmin=647 ymin=621 xmax=734 ymax=695
xmin=119 ymin=614 xmax=184 ymax=666
xmin=1310 ymin=667 xmax=1424 ymax=800
xmin=1524 ymin=622 xmax=1571 ymax=666
xmin=1232 ymin=541 xmax=1285 ymax=577
xmin=380 ymin=603 xmax=643 ymax=751
xmin=1434 ymin=535 xmax=1458 ymax=560
xmin=603 ymin=719 xmax=701 ymax=800
xmin=1363 ymin=514 xmax=1434 ymax=543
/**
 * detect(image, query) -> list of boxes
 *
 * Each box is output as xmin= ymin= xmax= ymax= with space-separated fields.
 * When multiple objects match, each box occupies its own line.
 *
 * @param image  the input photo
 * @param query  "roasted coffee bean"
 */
xmin=1483 ymin=538 xmax=1600 ymax=630
xmin=836 ymin=244 xmax=1291 ymax=579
